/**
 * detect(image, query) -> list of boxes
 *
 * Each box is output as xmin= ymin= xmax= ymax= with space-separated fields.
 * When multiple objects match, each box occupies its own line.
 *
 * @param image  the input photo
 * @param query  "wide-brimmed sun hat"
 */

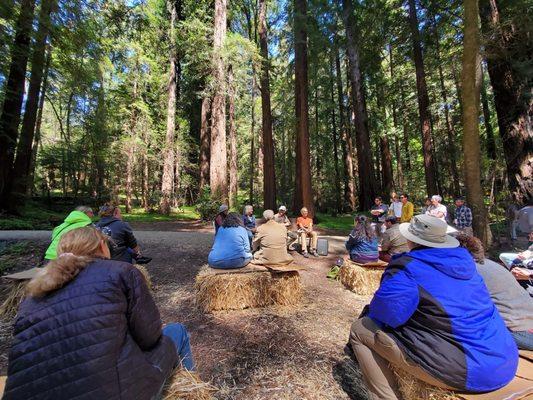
xmin=219 ymin=204 xmax=228 ymax=213
xmin=399 ymin=214 xmax=459 ymax=248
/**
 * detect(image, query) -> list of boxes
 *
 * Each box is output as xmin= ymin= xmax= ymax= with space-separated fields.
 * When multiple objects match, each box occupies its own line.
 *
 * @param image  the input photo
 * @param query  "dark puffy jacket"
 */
xmin=95 ymin=217 xmax=138 ymax=262
xmin=368 ymin=247 xmax=518 ymax=392
xmin=3 ymin=259 xmax=177 ymax=400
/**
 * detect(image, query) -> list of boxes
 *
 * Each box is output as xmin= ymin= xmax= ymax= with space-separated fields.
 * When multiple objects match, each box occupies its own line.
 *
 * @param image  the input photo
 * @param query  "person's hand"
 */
xmin=512 ymin=267 xmax=532 ymax=280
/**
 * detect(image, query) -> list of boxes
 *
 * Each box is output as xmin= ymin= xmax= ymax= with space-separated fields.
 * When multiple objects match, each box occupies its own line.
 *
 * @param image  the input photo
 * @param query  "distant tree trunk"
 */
xmin=407 ymin=0 xmax=438 ymax=196
xmin=249 ymin=92 xmax=255 ymax=205
xmin=389 ymin=45 xmax=403 ymax=190
xmin=259 ymin=0 xmax=276 ymax=210
xmin=480 ymin=0 xmax=532 ymax=203
xmin=399 ymin=84 xmax=411 ymax=169
xmin=228 ymin=65 xmax=238 ymax=208
xmin=209 ymin=0 xmax=228 ymax=201
xmin=293 ymin=0 xmax=314 ymax=215
xmin=199 ymin=96 xmax=211 ymax=190
xmin=0 ymin=0 xmax=36 ymax=210
xmin=380 ymin=137 xmax=394 ymax=197
xmin=160 ymin=0 xmax=179 ymax=214
xmin=335 ymin=50 xmax=356 ymax=211
xmin=330 ymin=52 xmax=341 ymax=213
xmin=10 ymin=0 xmax=57 ymax=204
xmin=126 ymin=77 xmax=139 ymax=214
xmin=142 ymin=132 xmax=150 ymax=211
xmin=462 ymin=0 xmax=491 ymax=245
xmin=480 ymin=66 xmax=496 ymax=160
xmin=342 ymin=0 xmax=376 ymax=210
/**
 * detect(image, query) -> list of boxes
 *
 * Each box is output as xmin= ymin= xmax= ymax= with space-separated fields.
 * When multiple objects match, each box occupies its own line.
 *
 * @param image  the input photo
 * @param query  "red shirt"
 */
xmin=297 ymin=216 xmax=313 ymax=229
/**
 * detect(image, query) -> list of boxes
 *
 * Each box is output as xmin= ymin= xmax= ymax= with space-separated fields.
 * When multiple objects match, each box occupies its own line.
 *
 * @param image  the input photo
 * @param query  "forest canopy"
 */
xmin=0 ymin=0 xmax=531 ymax=229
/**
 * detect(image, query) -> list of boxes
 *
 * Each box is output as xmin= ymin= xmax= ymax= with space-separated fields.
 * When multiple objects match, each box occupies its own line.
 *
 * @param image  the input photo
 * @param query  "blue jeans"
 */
xmin=162 ymin=323 xmax=195 ymax=371
xmin=209 ymin=256 xmax=252 ymax=269
xmin=511 ymin=330 xmax=533 ymax=351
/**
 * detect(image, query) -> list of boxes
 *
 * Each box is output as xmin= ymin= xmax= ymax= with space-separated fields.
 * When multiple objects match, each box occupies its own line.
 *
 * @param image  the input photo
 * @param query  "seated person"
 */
xmin=44 ymin=205 xmax=94 ymax=260
xmin=3 ymin=227 xmax=194 ymax=400
xmin=379 ymin=216 xmax=409 ymax=262
xmin=296 ymin=207 xmax=318 ymax=258
xmin=274 ymin=205 xmax=298 ymax=247
xmin=214 ymin=204 xmax=229 ymax=233
xmin=457 ymin=234 xmax=533 ymax=350
xmin=346 ymin=215 xmax=378 ymax=264
xmin=499 ymin=231 xmax=533 ymax=296
xmin=370 ymin=196 xmax=388 ymax=237
xmin=242 ymin=205 xmax=257 ymax=242
xmin=208 ymin=212 xmax=252 ymax=269
xmin=96 ymin=203 xmax=141 ymax=263
xmin=349 ymin=215 xmax=518 ymax=400
xmin=425 ymin=194 xmax=447 ymax=222
xmin=252 ymin=210 xmax=293 ymax=265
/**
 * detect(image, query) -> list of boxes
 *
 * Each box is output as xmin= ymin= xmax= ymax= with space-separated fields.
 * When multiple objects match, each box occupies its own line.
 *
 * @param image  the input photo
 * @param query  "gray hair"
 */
xmin=244 ymin=205 xmax=253 ymax=213
xmin=75 ymin=205 xmax=93 ymax=214
xmin=263 ymin=209 xmax=274 ymax=220
xmin=431 ymin=195 xmax=442 ymax=203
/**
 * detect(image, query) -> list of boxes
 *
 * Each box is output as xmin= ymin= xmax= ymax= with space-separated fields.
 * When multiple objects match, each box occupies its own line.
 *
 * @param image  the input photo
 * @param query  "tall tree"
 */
xmin=462 ymin=0 xmax=491 ymax=244
xmin=228 ymin=64 xmax=238 ymax=207
xmin=480 ymin=0 xmax=532 ymax=203
xmin=160 ymin=0 xmax=180 ymax=214
xmin=209 ymin=0 xmax=228 ymax=201
xmin=293 ymin=0 xmax=314 ymax=215
xmin=0 ymin=0 xmax=36 ymax=209
xmin=199 ymin=96 xmax=211 ymax=191
xmin=480 ymin=67 xmax=496 ymax=160
xmin=258 ymin=0 xmax=276 ymax=210
xmin=407 ymin=0 xmax=438 ymax=196
xmin=342 ymin=0 xmax=376 ymax=210
xmin=380 ymin=136 xmax=394 ymax=196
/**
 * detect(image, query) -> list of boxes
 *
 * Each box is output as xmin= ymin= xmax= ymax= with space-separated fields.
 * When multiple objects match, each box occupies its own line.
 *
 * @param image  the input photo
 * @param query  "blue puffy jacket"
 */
xmin=3 ymin=259 xmax=177 ymax=400
xmin=369 ymin=247 xmax=518 ymax=392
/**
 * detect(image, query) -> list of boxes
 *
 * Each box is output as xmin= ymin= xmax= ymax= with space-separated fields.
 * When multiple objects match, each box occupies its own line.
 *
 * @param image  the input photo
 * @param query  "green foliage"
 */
xmin=195 ymin=186 xmax=221 ymax=221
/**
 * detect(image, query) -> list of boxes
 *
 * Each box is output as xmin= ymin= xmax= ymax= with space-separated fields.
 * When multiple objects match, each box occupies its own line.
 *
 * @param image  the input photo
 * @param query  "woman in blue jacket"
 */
xmin=349 ymin=215 xmax=518 ymax=400
xmin=208 ymin=212 xmax=252 ymax=269
xmin=3 ymin=227 xmax=194 ymax=400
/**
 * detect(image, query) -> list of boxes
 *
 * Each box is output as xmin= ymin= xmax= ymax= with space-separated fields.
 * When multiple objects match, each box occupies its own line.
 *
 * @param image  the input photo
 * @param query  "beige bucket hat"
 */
xmin=399 ymin=214 xmax=459 ymax=248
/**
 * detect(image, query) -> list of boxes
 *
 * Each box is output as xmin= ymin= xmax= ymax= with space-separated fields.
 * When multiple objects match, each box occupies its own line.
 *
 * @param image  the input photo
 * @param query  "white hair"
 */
xmin=244 ymin=205 xmax=253 ymax=213
xmin=263 ymin=209 xmax=274 ymax=220
xmin=431 ymin=195 xmax=442 ymax=203
xmin=75 ymin=205 xmax=93 ymax=214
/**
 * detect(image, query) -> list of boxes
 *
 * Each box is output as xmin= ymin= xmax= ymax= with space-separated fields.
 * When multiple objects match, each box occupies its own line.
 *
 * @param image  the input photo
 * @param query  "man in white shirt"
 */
xmin=389 ymin=193 xmax=403 ymax=222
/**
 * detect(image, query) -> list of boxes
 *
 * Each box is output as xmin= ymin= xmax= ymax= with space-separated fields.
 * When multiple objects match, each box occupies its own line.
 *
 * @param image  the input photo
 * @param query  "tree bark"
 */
xmin=480 ymin=66 xmax=496 ymax=160
xmin=389 ymin=45 xmax=403 ymax=190
xmin=209 ymin=0 xmax=228 ymax=201
xmin=259 ymin=0 xmax=276 ymax=210
xmin=399 ymin=84 xmax=411 ymax=170
xmin=329 ymin=52 xmax=341 ymax=213
xmin=407 ymin=0 xmax=438 ymax=196
xmin=462 ymin=0 xmax=491 ymax=245
xmin=228 ymin=64 xmax=238 ymax=208
xmin=0 ymin=0 xmax=36 ymax=210
xmin=480 ymin=0 xmax=532 ymax=203
xmin=342 ymin=0 xmax=376 ymax=210
xmin=293 ymin=0 xmax=314 ymax=215
xmin=199 ymin=96 xmax=211 ymax=190
xmin=160 ymin=0 xmax=179 ymax=214
xmin=380 ymin=136 xmax=394 ymax=197
xmin=335 ymin=50 xmax=356 ymax=211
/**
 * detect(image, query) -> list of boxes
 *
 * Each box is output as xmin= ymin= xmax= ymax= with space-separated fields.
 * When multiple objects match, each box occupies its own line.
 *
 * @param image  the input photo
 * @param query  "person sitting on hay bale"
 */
xmin=252 ymin=210 xmax=294 ymax=266
xmin=208 ymin=212 xmax=252 ymax=269
xmin=44 ymin=205 xmax=94 ymax=260
xmin=349 ymin=215 xmax=518 ymax=400
xmin=345 ymin=215 xmax=379 ymax=264
xmin=2 ymin=227 xmax=195 ymax=400
xmin=214 ymin=204 xmax=229 ymax=234
xmin=379 ymin=216 xmax=409 ymax=263
xmin=457 ymin=234 xmax=533 ymax=351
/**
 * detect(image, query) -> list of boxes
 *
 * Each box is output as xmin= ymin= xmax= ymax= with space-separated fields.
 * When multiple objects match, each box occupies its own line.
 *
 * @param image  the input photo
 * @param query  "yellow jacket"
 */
xmin=400 ymin=201 xmax=414 ymax=223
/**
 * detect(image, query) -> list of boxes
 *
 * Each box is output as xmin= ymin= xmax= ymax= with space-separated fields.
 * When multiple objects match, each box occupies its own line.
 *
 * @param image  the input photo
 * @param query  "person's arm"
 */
xmin=241 ymin=228 xmax=252 ymax=256
xmin=368 ymin=266 xmax=419 ymax=328
xmin=284 ymin=216 xmax=291 ymax=227
xmin=407 ymin=203 xmax=414 ymax=220
xmin=124 ymin=266 xmax=162 ymax=350
xmin=252 ymin=229 xmax=262 ymax=252
xmin=123 ymin=222 xmax=140 ymax=255
xmin=381 ymin=232 xmax=391 ymax=252
xmin=512 ymin=267 xmax=532 ymax=281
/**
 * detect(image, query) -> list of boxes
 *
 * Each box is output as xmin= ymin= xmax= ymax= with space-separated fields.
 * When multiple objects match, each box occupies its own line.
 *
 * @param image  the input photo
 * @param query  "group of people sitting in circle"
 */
xmin=209 ymin=204 xmax=322 ymax=269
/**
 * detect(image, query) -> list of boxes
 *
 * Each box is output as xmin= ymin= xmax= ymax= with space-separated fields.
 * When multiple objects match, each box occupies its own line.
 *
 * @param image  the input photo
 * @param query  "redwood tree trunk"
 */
xmin=0 ymin=0 xmax=36 ymax=210
xmin=342 ymin=0 xmax=376 ymax=210
xmin=335 ymin=50 xmax=356 ymax=211
xmin=199 ymin=96 xmax=211 ymax=191
xmin=228 ymin=65 xmax=238 ymax=208
xmin=407 ymin=0 xmax=438 ymax=196
xmin=480 ymin=67 xmax=496 ymax=160
xmin=462 ymin=0 xmax=491 ymax=244
xmin=330 ymin=52 xmax=341 ymax=213
xmin=209 ymin=0 xmax=228 ymax=201
xmin=389 ymin=45 xmax=404 ymax=190
xmin=259 ymin=0 xmax=276 ymax=210
xmin=380 ymin=136 xmax=394 ymax=197
xmin=293 ymin=0 xmax=314 ymax=215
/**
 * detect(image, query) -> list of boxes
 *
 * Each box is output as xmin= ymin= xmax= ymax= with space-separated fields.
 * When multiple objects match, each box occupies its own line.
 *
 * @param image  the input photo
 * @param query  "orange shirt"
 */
xmin=297 ymin=216 xmax=313 ymax=229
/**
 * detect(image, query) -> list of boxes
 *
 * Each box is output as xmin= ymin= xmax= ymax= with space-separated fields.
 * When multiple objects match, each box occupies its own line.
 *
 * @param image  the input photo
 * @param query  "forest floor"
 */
xmin=0 ymin=222 xmax=529 ymax=399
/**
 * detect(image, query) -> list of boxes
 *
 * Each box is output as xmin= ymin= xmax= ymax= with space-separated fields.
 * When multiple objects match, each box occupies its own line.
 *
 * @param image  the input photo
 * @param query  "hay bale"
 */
xmin=195 ymin=267 xmax=302 ymax=312
xmin=0 ymin=281 xmax=28 ymax=321
xmin=393 ymin=367 xmax=460 ymax=400
xmin=163 ymin=369 xmax=216 ymax=400
xmin=339 ymin=260 xmax=385 ymax=295
xmin=134 ymin=264 xmax=153 ymax=289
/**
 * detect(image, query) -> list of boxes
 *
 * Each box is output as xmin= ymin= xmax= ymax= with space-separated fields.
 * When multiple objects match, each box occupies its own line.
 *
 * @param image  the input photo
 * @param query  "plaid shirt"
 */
xmin=455 ymin=205 xmax=473 ymax=229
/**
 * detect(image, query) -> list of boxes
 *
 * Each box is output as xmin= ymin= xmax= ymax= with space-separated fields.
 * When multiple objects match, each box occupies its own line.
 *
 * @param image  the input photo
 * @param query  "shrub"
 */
xmin=195 ymin=186 xmax=221 ymax=221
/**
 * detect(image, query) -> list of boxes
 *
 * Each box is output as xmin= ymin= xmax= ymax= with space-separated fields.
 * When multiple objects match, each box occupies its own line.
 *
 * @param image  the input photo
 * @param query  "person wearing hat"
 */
xmin=214 ymin=204 xmax=229 ymax=234
xmin=274 ymin=205 xmax=298 ymax=248
xmin=349 ymin=214 xmax=518 ymax=400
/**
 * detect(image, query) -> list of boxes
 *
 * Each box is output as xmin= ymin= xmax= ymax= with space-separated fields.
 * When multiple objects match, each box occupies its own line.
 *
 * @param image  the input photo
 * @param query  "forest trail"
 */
xmin=0 ymin=228 xmax=370 ymax=399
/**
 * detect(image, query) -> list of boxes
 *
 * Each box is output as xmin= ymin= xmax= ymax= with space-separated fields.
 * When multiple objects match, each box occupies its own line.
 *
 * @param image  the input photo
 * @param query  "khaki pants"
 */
xmin=299 ymin=230 xmax=318 ymax=252
xmin=350 ymin=317 xmax=454 ymax=400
